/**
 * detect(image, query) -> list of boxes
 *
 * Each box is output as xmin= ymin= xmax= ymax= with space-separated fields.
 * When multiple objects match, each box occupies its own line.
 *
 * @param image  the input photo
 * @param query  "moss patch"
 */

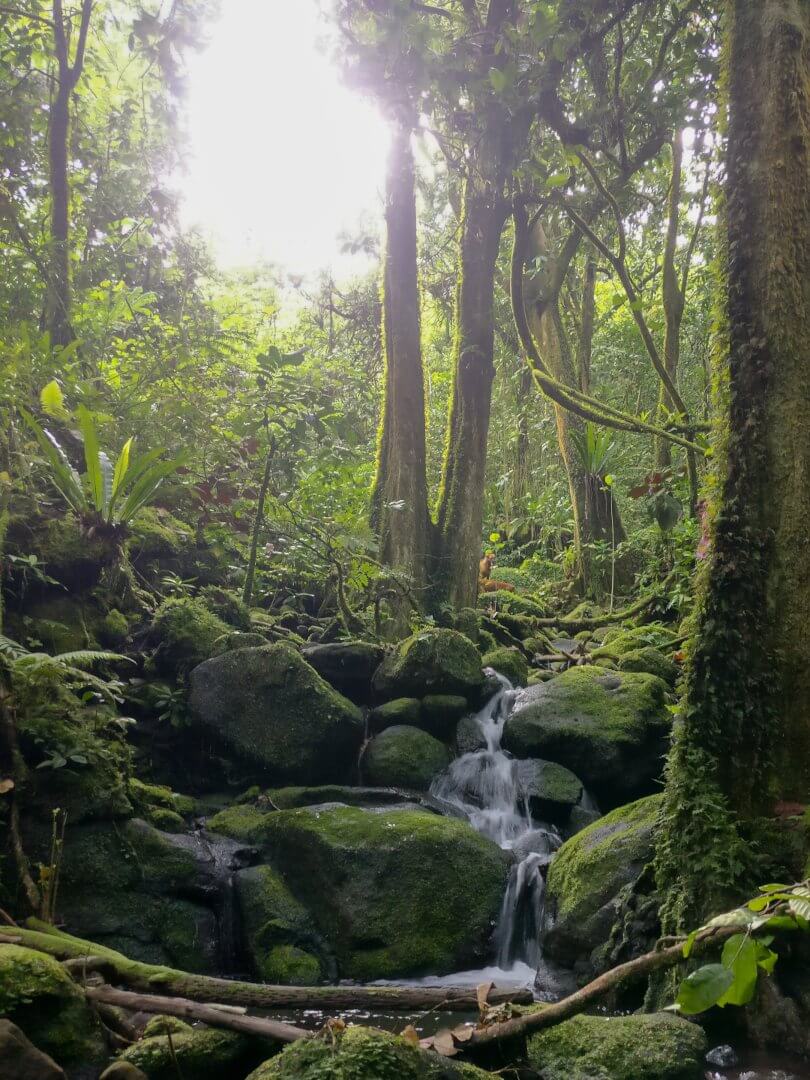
xmin=526 ymin=1012 xmax=707 ymax=1080
xmin=361 ymin=725 xmax=450 ymax=791
xmin=481 ymin=647 xmax=529 ymax=686
xmin=544 ymin=795 xmax=661 ymax=970
xmin=150 ymin=597 xmax=230 ymax=673
xmin=0 ymin=944 xmax=105 ymax=1065
xmin=247 ymin=1024 xmax=492 ymax=1079
xmin=236 ymin=865 xmax=325 ymax=984
xmin=121 ymin=1027 xmax=269 ymax=1080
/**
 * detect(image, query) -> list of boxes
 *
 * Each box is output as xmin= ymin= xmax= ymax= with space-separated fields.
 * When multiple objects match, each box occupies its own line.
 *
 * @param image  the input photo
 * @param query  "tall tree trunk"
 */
xmin=47 ymin=81 xmax=73 ymax=347
xmin=371 ymin=123 xmax=430 ymax=610
xmin=656 ymin=0 xmax=810 ymax=929
xmin=434 ymin=181 xmax=506 ymax=607
xmin=47 ymin=0 xmax=93 ymax=349
xmin=527 ymin=224 xmax=628 ymax=597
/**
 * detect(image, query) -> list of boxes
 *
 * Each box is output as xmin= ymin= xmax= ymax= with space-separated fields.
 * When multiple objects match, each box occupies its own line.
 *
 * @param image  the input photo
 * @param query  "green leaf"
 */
xmin=675 ymin=964 xmax=734 ymax=1015
xmin=489 ymin=67 xmax=508 ymax=93
xmin=544 ymin=170 xmax=569 ymax=189
xmin=717 ymin=934 xmax=758 ymax=1006
xmin=40 ymin=380 xmax=68 ymax=420
xmin=111 ymin=437 xmax=134 ymax=504
xmin=20 ymin=409 xmax=85 ymax=514
xmin=77 ymin=405 xmax=104 ymax=514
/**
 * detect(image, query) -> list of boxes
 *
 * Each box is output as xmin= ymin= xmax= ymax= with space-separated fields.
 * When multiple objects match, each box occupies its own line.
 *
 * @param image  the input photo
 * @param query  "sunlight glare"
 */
xmin=180 ymin=0 xmax=389 ymax=277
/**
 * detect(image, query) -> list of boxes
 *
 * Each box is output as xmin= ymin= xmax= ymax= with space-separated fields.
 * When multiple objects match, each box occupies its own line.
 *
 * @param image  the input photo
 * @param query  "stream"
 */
xmin=429 ymin=672 xmax=563 ymax=990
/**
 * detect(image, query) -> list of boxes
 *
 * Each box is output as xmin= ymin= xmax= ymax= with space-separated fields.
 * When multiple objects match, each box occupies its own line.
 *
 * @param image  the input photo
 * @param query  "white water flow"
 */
xmin=430 ymin=673 xmax=561 ymax=980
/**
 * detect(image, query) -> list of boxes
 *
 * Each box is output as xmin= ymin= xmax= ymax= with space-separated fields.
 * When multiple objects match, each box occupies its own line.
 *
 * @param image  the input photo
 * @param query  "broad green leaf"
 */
xmin=40 ymin=380 xmax=68 ymax=420
xmin=717 ymin=934 xmax=758 ymax=1006
xmin=675 ymin=964 xmax=734 ymax=1015
xmin=489 ymin=67 xmax=508 ymax=93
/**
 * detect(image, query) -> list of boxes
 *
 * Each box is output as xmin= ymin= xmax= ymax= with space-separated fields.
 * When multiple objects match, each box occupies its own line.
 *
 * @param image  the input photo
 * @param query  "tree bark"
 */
xmin=371 ymin=122 xmax=430 ymax=614
xmin=435 ymin=183 xmax=506 ymax=607
xmin=655 ymin=0 xmax=810 ymax=929
xmin=47 ymin=0 xmax=93 ymax=349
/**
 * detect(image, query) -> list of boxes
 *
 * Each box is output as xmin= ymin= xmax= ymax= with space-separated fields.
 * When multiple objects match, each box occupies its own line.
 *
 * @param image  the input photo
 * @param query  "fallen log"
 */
xmin=84 ymin=985 xmax=309 ymax=1044
xmin=421 ymin=923 xmax=741 ymax=1053
xmin=1 ymin=922 xmax=532 ymax=1011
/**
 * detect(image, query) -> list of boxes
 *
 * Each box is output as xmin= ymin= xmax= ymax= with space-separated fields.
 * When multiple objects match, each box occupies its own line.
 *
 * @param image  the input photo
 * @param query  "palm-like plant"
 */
xmin=20 ymin=381 xmax=185 ymax=535
xmin=570 ymin=422 xmax=616 ymax=479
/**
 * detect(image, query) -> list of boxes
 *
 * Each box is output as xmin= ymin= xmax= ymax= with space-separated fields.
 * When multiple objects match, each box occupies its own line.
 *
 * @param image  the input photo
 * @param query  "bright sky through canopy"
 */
xmin=181 ymin=0 xmax=390 ymax=276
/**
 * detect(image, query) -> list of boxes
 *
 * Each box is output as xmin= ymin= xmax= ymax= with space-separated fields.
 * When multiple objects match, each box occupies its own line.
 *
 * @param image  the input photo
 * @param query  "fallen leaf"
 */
xmin=431 ymin=1029 xmax=458 ymax=1057
xmin=400 ymin=1025 xmax=420 ymax=1046
xmin=476 ymin=981 xmax=494 ymax=1012
xmin=0 ymin=779 xmax=14 ymax=795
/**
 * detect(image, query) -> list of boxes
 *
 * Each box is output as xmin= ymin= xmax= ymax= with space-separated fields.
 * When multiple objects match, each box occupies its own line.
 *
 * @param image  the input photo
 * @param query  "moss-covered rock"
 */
xmin=48 ymin=820 xmax=219 ymax=973
xmin=214 ymin=630 xmax=269 ymax=654
xmin=199 ymin=585 xmax=252 ymax=630
xmin=503 ymin=667 xmax=671 ymax=806
xmin=420 ymin=694 xmax=469 ymax=739
xmin=129 ymin=778 xmax=195 ymax=817
xmin=618 ymin=647 xmax=679 ymax=686
xmin=98 ymin=608 xmax=130 ymax=647
xmin=526 ymin=1012 xmax=707 ymax=1080
xmin=121 ymin=1026 xmax=269 ymax=1080
xmin=372 ymin=629 xmax=484 ymax=700
xmin=236 ymin=865 xmax=326 ymax=984
xmin=31 ymin=514 xmax=113 ymax=589
xmin=598 ymin=623 xmax=678 ymax=653
xmin=543 ymin=795 xmax=661 ymax=973
xmin=20 ymin=594 xmax=97 ymax=653
xmin=188 ymin=643 xmax=364 ymax=784
xmin=0 ymin=944 xmax=105 ymax=1065
xmin=247 ymin=1024 xmax=492 ymax=1079
xmin=142 ymin=1015 xmax=191 ymax=1038
xmin=301 ymin=641 xmax=385 ymax=702
xmin=210 ymin=805 xmax=509 ymax=980
xmin=369 ymin=697 xmax=422 ymax=731
xmin=150 ymin=597 xmax=230 ymax=673
xmin=481 ymin=647 xmax=529 ymax=687
xmin=478 ymin=592 xmax=547 ymax=619
xmin=262 ymin=786 xmax=431 ymax=810
xmin=127 ymin=506 xmax=192 ymax=561
xmin=515 ymin=759 xmax=584 ymax=824
xmin=361 ymin=725 xmax=450 ymax=791
xmin=146 ymin=806 xmax=186 ymax=832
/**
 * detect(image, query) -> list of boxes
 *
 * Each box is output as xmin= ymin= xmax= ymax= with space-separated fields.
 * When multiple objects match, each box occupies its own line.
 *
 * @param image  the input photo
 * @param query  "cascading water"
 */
xmin=430 ymin=673 xmax=561 ymax=981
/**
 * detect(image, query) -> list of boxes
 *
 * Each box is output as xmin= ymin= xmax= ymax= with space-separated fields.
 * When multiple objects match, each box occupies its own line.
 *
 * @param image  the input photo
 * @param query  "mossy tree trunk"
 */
xmin=47 ymin=0 xmax=93 ymax=349
xmin=434 ymin=178 xmax=508 ymax=607
xmin=656 ymin=0 xmax=810 ymax=929
xmin=371 ymin=121 xmax=430 ymax=611
xmin=526 ymin=222 xmax=628 ymax=597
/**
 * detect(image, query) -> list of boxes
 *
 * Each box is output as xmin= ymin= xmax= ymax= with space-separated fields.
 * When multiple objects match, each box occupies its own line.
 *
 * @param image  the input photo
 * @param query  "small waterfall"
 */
xmin=430 ymin=672 xmax=560 ymax=975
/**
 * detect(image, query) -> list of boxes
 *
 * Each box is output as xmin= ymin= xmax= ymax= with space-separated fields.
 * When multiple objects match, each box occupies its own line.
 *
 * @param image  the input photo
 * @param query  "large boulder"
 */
xmin=210 ymin=804 xmax=509 ymax=980
xmin=46 ymin=819 xmax=241 ymax=973
xmin=543 ymin=795 xmax=661 ymax=974
xmin=301 ymin=641 xmax=385 ymax=702
xmin=526 ymin=1012 xmax=707 ymax=1080
xmin=0 ymin=1020 xmax=65 ymax=1080
xmin=372 ymin=629 xmax=484 ymax=700
xmin=361 ymin=725 xmax=451 ymax=791
xmin=188 ymin=643 xmax=364 ymax=784
xmin=0 ymin=945 xmax=105 ymax=1066
xmin=247 ymin=1025 xmax=492 ymax=1079
xmin=502 ymin=667 xmax=671 ymax=806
